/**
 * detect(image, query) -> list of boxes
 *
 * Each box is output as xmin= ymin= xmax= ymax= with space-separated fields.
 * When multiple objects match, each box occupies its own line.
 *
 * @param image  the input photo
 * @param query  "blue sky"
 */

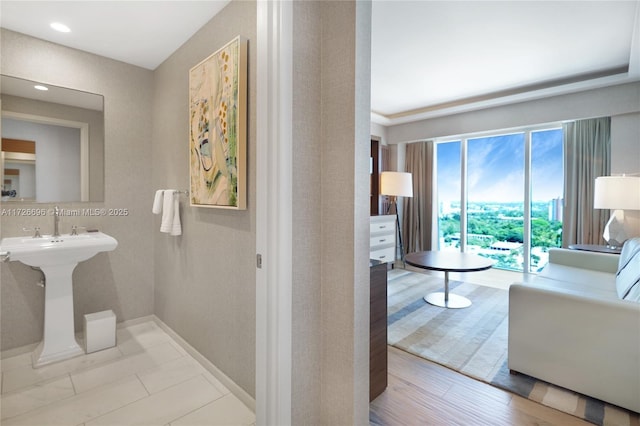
xmin=437 ymin=129 xmax=563 ymax=203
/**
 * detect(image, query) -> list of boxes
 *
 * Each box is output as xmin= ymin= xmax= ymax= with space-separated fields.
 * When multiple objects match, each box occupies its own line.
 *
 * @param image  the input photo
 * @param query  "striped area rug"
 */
xmin=387 ymin=269 xmax=640 ymax=426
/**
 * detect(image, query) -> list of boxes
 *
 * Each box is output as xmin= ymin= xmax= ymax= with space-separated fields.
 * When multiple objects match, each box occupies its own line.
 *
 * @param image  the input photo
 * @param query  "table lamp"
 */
xmin=380 ymin=172 xmax=413 ymax=266
xmin=594 ymin=175 xmax=640 ymax=248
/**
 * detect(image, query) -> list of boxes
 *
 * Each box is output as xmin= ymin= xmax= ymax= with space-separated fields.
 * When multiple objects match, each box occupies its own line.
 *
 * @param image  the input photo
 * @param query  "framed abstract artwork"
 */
xmin=189 ymin=36 xmax=247 ymax=209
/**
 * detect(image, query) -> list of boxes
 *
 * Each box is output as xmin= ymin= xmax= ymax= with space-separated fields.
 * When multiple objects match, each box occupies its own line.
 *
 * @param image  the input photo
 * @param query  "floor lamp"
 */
xmin=594 ymin=175 xmax=640 ymax=248
xmin=380 ymin=171 xmax=413 ymax=267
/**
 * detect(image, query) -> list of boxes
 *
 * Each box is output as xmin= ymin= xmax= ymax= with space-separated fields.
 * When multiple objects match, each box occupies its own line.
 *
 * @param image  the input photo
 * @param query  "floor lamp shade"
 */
xmin=594 ymin=176 xmax=640 ymax=247
xmin=380 ymin=172 xmax=413 ymax=197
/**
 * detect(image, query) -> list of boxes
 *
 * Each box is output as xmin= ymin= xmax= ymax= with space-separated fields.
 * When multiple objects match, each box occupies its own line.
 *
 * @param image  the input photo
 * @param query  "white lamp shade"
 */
xmin=594 ymin=176 xmax=640 ymax=210
xmin=380 ymin=171 xmax=413 ymax=197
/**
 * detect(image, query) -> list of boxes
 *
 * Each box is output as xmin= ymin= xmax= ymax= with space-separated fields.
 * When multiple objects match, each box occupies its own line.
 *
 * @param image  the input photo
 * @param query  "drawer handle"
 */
xmin=379 ymin=225 xmax=386 ymax=229
xmin=379 ymin=239 xmax=386 ymax=243
xmin=379 ymin=255 xmax=386 ymax=259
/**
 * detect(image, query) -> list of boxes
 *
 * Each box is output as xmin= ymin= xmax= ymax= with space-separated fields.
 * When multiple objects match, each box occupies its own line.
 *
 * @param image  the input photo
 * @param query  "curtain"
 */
xmin=562 ymin=117 xmax=611 ymax=246
xmin=403 ymin=141 xmax=434 ymax=253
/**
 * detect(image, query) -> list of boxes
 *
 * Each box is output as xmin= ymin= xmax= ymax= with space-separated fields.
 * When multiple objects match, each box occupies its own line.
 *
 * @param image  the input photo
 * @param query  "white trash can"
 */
xmin=84 ymin=310 xmax=116 ymax=353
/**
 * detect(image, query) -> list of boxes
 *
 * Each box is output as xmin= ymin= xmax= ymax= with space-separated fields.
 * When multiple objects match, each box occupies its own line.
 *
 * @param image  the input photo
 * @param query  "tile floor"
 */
xmin=0 ymin=320 xmax=256 ymax=426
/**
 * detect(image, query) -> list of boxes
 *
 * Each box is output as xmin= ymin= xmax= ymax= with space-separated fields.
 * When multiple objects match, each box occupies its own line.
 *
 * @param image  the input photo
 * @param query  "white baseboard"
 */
xmin=150 ymin=315 xmax=256 ymax=412
xmin=117 ymin=314 xmax=156 ymax=329
xmin=1 ymin=341 xmax=39 ymax=360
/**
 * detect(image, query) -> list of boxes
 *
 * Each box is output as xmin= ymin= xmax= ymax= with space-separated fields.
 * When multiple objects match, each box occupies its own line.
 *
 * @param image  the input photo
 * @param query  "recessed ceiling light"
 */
xmin=34 ymin=85 xmax=49 ymax=91
xmin=50 ymin=22 xmax=71 ymax=33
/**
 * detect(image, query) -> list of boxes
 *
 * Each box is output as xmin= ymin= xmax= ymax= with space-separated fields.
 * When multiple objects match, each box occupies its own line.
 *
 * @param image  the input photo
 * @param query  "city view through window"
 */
xmin=437 ymin=128 xmax=564 ymax=272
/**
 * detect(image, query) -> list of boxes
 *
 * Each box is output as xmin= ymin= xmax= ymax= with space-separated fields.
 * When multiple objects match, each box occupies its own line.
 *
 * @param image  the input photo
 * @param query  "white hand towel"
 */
xmin=171 ymin=192 xmax=182 ymax=236
xmin=170 ymin=192 xmax=182 ymax=236
xmin=160 ymin=190 xmax=175 ymax=233
xmin=152 ymin=190 xmax=164 ymax=214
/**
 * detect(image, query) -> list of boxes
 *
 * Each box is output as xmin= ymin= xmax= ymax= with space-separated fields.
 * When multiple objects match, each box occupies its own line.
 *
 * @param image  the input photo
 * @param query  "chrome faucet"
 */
xmin=53 ymin=206 xmax=60 ymax=237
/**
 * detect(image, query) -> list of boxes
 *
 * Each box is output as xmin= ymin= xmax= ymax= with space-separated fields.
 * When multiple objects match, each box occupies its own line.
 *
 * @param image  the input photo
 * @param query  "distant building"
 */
xmin=490 ymin=241 xmax=523 ymax=251
xmin=468 ymin=233 xmax=493 ymax=242
xmin=548 ymin=197 xmax=563 ymax=221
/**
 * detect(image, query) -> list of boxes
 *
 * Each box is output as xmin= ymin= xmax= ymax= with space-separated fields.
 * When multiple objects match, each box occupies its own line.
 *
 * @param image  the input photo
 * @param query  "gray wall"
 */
xmin=320 ymin=2 xmax=371 ymax=424
xmin=612 ymin=112 xmax=640 ymax=235
xmin=151 ymin=0 xmax=256 ymax=397
xmin=0 ymin=29 xmax=155 ymax=349
xmin=370 ymin=121 xmax=388 ymax=146
xmin=292 ymin=2 xmax=323 ymax=421
xmin=611 ymin=112 xmax=640 ymax=175
xmin=291 ymin=1 xmax=371 ymax=423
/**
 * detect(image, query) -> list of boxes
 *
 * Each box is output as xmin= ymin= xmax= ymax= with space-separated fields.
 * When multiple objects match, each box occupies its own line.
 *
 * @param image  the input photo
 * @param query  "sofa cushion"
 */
xmin=537 ymin=263 xmax=618 ymax=299
xmin=616 ymin=238 xmax=640 ymax=300
xmin=618 ymin=238 xmax=640 ymax=273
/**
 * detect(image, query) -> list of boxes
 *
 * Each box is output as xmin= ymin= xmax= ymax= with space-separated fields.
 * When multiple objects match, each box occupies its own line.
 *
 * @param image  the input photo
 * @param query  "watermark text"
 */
xmin=1 ymin=208 xmax=130 ymax=217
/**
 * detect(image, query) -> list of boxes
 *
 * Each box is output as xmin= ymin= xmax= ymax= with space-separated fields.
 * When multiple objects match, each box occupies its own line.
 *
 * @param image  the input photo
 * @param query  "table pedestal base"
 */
xmin=424 ymin=270 xmax=472 ymax=309
xmin=424 ymin=292 xmax=471 ymax=309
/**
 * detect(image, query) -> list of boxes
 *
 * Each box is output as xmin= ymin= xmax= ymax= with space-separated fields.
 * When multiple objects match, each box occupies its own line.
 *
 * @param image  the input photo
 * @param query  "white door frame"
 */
xmin=255 ymin=1 xmax=293 ymax=424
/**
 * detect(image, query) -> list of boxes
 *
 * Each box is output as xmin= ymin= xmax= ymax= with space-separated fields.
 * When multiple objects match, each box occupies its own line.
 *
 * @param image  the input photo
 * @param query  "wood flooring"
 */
xmin=372 ymin=265 xmax=590 ymax=425
xmin=370 ymin=346 xmax=591 ymax=426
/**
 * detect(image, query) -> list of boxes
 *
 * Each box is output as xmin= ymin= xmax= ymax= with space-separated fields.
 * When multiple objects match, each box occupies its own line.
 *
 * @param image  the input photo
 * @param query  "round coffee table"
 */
xmin=405 ymin=251 xmax=495 ymax=309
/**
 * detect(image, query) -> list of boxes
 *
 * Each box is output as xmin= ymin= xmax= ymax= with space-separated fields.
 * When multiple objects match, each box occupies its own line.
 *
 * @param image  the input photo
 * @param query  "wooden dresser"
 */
xmin=369 ymin=259 xmax=388 ymax=401
xmin=369 ymin=215 xmax=394 ymax=401
xmin=370 ymin=215 xmax=396 ymax=264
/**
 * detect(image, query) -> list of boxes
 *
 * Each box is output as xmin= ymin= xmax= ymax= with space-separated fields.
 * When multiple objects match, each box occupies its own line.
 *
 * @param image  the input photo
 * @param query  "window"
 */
xmin=436 ymin=126 xmax=563 ymax=272
xmin=437 ymin=141 xmax=461 ymax=250
xmin=530 ymin=129 xmax=564 ymax=271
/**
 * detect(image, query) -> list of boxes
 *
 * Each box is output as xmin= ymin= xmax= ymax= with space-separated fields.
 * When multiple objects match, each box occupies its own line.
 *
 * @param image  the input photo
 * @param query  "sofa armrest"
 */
xmin=508 ymin=283 xmax=640 ymax=412
xmin=548 ymin=248 xmax=618 ymax=274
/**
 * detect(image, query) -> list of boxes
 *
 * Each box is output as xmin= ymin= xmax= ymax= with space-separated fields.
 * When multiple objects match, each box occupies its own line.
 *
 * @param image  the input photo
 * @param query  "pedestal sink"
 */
xmin=0 ymin=232 xmax=117 ymax=367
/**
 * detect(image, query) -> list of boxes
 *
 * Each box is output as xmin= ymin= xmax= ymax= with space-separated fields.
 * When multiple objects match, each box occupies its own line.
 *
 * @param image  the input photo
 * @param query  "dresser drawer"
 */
xmin=370 ymin=235 xmax=393 ymax=249
xmin=370 ymin=246 xmax=395 ymax=263
xmin=370 ymin=220 xmax=394 ymax=234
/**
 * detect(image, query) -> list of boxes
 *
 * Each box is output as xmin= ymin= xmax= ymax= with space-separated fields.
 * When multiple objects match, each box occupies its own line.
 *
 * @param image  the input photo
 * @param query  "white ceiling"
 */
xmin=0 ymin=1 xmax=231 ymax=70
xmin=1 ymin=1 xmax=639 ymax=125
xmin=372 ymin=0 xmax=640 ymax=124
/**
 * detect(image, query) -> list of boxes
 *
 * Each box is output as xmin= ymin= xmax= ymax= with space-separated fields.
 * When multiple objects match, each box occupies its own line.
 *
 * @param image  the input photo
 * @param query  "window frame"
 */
xmin=434 ymin=122 xmax=564 ymax=272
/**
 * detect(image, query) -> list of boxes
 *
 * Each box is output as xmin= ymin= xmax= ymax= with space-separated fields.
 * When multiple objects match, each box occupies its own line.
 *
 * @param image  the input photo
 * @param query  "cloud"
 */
xmin=437 ymin=130 xmax=563 ymax=203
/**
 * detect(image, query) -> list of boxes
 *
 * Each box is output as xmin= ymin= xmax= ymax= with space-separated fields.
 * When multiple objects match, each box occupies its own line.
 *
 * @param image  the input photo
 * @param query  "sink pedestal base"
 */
xmin=32 ymin=340 xmax=84 ymax=368
xmin=32 ymin=263 xmax=85 ymax=368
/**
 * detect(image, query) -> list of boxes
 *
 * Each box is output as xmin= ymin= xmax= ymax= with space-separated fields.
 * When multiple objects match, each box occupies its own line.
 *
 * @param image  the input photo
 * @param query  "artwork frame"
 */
xmin=189 ymin=36 xmax=247 ymax=209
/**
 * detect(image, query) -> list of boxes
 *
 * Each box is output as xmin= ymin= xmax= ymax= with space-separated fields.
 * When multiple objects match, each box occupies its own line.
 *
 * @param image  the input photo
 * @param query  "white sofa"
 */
xmin=508 ymin=238 xmax=640 ymax=413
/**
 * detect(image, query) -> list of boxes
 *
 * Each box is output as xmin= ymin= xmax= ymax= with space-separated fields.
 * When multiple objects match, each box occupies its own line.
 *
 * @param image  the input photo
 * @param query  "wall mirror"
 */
xmin=1 ymin=75 xmax=104 ymax=202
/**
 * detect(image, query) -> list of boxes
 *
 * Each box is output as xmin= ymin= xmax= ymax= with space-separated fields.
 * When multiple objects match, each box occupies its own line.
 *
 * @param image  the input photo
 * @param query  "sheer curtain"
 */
xmin=562 ymin=117 xmax=611 ymax=246
xmin=403 ymin=141 xmax=434 ymax=253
